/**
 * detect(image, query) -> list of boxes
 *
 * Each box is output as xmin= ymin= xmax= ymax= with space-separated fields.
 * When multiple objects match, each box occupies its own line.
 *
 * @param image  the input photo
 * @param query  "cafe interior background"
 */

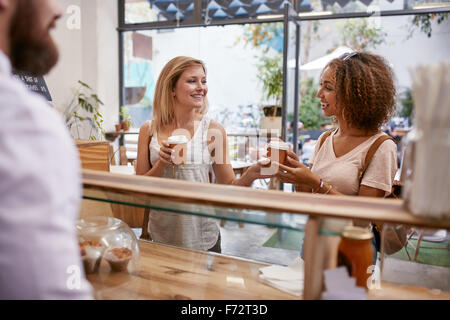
xmin=39 ymin=0 xmax=450 ymax=299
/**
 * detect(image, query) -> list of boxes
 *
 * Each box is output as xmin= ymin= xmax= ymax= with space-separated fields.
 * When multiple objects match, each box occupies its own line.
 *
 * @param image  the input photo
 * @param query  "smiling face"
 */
xmin=316 ymin=66 xmax=338 ymax=118
xmin=9 ymin=0 xmax=62 ymax=75
xmin=172 ymin=65 xmax=207 ymax=110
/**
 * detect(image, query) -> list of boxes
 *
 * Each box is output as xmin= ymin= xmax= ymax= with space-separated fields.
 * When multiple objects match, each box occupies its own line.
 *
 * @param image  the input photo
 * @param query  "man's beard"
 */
xmin=9 ymin=1 xmax=59 ymax=76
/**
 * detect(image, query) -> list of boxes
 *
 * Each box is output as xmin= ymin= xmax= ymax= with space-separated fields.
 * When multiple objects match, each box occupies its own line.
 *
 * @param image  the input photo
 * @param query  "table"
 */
xmin=110 ymin=165 xmax=135 ymax=175
xmin=393 ymin=128 xmax=410 ymax=137
xmin=105 ymin=129 xmax=139 ymax=143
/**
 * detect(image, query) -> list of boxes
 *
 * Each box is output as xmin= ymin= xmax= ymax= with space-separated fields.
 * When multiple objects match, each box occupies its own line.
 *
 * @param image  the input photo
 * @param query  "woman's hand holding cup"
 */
xmin=275 ymin=154 xmax=313 ymax=185
xmin=167 ymin=135 xmax=188 ymax=165
xmin=158 ymin=141 xmax=175 ymax=166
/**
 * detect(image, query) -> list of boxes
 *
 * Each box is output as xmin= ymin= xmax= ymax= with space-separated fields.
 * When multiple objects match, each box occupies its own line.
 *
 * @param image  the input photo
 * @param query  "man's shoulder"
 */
xmin=0 ymin=75 xmax=76 ymax=171
xmin=0 ymin=75 xmax=49 ymax=111
xmin=0 ymin=75 xmax=63 ymax=133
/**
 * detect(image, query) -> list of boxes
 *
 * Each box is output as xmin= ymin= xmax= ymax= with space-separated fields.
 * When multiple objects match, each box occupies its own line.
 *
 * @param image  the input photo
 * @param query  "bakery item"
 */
xmin=104 ymin=247 xmax=132 ymax=272
xmin=79 ymin=240 xmax=104 ymax=274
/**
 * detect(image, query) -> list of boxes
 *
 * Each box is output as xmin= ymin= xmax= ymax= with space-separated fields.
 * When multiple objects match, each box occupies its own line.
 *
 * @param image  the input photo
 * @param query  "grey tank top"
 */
xmin=147 ymin=116 xmax=219 ymax=251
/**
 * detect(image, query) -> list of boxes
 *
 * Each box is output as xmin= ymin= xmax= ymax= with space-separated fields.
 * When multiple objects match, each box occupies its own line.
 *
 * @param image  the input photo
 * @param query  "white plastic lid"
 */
xmin=168 ymin=135 xmax=188 ymax=144
xmin=268 ymin=141 xmax=290 ymax=150
xmin=257 ymin=157 xmax=270 ymax=165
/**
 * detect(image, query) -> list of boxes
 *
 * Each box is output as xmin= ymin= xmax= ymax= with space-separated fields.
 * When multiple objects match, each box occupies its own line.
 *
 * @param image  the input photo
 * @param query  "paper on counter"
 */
xmin=322 ymin=267 xmax=367 ymax=300
xmin=258 ymin=257 xmax=304 ymax=296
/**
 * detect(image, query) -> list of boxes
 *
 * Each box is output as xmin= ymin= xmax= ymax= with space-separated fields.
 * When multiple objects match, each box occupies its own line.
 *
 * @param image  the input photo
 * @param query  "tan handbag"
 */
xmin=358 ymin=134 xmax=411 ymax=255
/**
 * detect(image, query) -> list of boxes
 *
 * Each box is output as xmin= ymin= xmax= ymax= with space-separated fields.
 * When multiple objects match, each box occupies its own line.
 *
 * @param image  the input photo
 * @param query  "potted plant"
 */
xmin=63 ymin=80 xmax=105 ymax=141
xmin=257 ymin=54 xmax=283 ymax=131
xmin=120 ymin=106 xmax=132 ymax=131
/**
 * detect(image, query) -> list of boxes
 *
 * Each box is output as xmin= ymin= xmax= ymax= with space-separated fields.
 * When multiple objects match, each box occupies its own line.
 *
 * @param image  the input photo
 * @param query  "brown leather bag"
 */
xmin=357 ymin=134 xmax=410 ymax=255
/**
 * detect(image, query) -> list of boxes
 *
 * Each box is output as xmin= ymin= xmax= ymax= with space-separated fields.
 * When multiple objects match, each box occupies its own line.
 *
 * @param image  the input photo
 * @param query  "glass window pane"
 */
xmin=122 ymin=24 xmax=283 ymax=134
xmin=296 ymin=14 xmax=450 ymax=166
xmin=123 ymin=31 xmax=155 ymax=129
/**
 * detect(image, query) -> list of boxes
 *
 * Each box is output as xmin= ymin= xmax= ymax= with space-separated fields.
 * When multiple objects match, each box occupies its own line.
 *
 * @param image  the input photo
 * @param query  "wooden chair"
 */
xmin=123 ymin=134 xmax=138 ymax=165
xmin=75 ymin=140 xmax=110 ymax=171
xmin=406 ymin=229 xmax=448 ymax=262
xmin=109 ymin=145 xmax=116 ymax=165
xmin=76 ymin=139 xmax=145 ymax=228
xmin=119 ymin=145 xmax=128 ymax=165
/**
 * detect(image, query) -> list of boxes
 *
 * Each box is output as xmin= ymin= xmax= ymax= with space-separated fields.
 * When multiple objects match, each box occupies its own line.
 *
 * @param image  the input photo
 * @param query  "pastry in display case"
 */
xmin=79 ymin=240 xmax=105 ymax=274
xmin=76 ymin=216 xmax=140 ymax=275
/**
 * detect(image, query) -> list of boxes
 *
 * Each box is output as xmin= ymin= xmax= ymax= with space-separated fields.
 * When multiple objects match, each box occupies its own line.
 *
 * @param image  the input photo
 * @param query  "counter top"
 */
xmin=86 ymin=240 xmax=450 ymax=300
xmin=87 ymin=240 xmax=299 ymax=300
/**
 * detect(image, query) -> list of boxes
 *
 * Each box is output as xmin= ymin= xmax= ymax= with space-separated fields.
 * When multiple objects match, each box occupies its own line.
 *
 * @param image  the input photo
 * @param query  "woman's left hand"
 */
xmin=275 ymin=156 xmax=314 ymax=186
xmin=284 ymin=150 xmax=300 ymax=166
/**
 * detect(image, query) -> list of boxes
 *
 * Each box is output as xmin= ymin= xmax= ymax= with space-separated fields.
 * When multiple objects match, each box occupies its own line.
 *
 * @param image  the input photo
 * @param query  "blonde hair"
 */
xmin=152 ymin=56 xmax=209 ymax=134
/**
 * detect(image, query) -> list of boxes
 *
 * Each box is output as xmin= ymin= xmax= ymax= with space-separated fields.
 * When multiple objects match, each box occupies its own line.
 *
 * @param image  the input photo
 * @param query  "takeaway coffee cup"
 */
xmin=168 ymin=135 xmax=188 ymax=165
xmin=267 ymin=141 xmax=289 ymax=165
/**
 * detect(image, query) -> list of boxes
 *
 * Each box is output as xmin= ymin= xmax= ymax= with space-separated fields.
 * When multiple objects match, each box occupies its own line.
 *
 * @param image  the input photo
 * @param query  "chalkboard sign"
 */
xmin=12 ymin=71 xmax=52 ymax=101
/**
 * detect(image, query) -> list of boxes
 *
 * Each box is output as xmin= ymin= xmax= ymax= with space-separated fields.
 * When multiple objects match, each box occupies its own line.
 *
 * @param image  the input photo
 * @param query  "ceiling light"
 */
xmin=256 ymin=14 xmax=283 ymax=20
xmin=412 ymin=2 xmax=450 ymax=9
xmin=298 ymin=11 xmax=333 ymax=17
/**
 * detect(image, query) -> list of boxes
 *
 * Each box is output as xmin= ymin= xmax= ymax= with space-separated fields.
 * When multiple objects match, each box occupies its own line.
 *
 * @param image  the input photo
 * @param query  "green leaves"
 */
xmin=336 ymin=18 xmax=387 ymax=51
xmin=238 ymin=22 xmax=283 ymax=53
xmin=256 ymin=55 xmax=283 ymax=105
xmin=66 ymin=81 xmax=105 ymax=140
xmin=299 ymin=78 xmax=327 ymax=130
xmin=236 ymin=23 xmax=284 ymax=106
xmin=78 ymin=80 xmax=91 ymax=89
xmin=398 ymin=87 xmax=413 ymax=123
xmin=119 ymin=106 xmax=132 ymax=122
xmin=408 ymin=13 xmax=448 ymax=39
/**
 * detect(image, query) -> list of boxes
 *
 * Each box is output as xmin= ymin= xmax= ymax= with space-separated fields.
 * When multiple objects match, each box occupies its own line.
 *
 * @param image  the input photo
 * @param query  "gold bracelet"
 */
xmin=324 ymin=183 xmax=333 ymax=194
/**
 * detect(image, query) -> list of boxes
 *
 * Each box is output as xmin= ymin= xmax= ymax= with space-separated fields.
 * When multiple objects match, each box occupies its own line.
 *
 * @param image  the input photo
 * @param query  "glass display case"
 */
xmin=80 ymin=169 xmax=450 ymax=300
xmin=77 ymin=216 xmax=141 ymax=275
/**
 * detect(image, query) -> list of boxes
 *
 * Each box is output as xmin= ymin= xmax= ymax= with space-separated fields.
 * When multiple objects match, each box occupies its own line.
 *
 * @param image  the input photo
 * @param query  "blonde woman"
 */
xmin=136 ymin=56 xmax=269 ymax=252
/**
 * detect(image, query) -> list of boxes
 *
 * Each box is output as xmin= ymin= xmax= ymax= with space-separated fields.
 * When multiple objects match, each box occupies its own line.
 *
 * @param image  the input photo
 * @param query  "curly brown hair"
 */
xmin=325 ymin=52 xmax=396 ymax=132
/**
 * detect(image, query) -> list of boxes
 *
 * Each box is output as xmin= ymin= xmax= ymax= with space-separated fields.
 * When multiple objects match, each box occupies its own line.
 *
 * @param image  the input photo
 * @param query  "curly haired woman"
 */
xmin=276 ymin=52 xmax=398 ymax=263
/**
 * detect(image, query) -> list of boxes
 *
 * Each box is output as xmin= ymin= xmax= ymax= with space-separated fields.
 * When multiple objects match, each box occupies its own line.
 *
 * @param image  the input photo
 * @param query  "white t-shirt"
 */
xmin=0 ymin=51 xmax=93 ymax=299
xmin=309 ymin=129 xmax=398 ymax=196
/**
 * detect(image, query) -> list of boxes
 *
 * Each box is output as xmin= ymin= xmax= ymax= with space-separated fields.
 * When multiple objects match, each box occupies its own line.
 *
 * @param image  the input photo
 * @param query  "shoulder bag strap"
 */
xmin=318 ymin=129 xmax=334 ymax=150
xmin=358 ymin=134 xmax=395 ymax=183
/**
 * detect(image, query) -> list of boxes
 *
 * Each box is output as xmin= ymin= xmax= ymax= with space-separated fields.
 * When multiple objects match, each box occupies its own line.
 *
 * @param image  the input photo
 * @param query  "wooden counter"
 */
xmin=87 ymin=240 xmax=299 ymax=300
xmin=86 ymin=240 xmax=450 ymax=300
xmin=82 ymin=170 xmax=450 ymax=300
xmin=82 ymin=169 xmax=450 ymax=230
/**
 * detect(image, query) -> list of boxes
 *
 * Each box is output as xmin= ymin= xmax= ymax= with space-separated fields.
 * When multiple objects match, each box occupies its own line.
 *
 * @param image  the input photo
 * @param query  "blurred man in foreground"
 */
xmin=0 ymin=0 xmax=92 ymax=299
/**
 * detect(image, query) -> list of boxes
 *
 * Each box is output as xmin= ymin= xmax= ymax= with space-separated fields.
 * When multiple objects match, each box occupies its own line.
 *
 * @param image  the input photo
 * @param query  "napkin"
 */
xmin=321 ymin=267 xmax=367 ymax=300
xmin=258 ymin=257 xmax=304 ymax=296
